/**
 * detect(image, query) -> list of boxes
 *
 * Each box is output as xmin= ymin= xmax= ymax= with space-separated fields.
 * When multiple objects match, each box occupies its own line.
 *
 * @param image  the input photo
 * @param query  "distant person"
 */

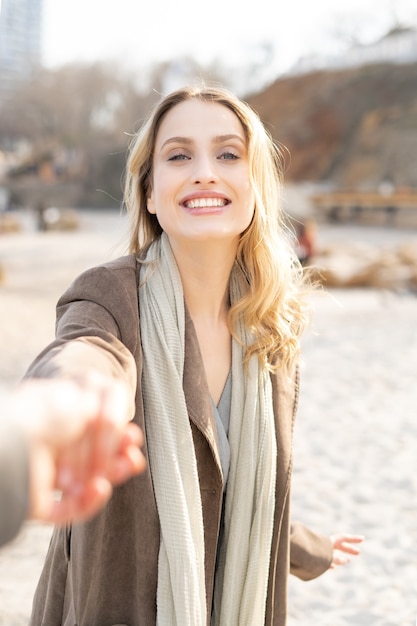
xmin=295 ymin=220 xmax=316 ymax=265
xmin=25 ymin=84 xmax=362 ymax=625
xmin=35 ymin=201 xmax=47 ymax=232
xmin=0 ymin=378 xmax=146 ymax=548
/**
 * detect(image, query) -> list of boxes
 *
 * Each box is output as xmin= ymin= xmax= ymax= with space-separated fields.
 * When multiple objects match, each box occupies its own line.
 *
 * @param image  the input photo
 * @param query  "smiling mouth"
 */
xmin=183 ymin=198 xmax=228 ymax=209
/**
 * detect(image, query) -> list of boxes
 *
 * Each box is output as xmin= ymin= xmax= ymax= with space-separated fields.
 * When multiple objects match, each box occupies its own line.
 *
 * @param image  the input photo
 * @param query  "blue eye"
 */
xmin=220 ymin=151 xmax=239 ymax=160
xmin=168 ymin=153 xmax=190 ymax=161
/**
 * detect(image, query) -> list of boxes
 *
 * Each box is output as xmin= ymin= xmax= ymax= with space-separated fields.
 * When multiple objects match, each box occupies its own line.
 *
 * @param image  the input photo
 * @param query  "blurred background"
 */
xmin=1 ymin=0 xmax=417 ymax=218
xmin=1 ymin=0 xmax=417 ymax=290
xmin=1 ymin=1 xmax=417 ymax=625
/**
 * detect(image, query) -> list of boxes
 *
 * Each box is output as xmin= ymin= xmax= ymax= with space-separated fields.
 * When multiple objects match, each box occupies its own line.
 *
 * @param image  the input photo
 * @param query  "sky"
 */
xmin=42 ymin=0 xmax=417 ymax=84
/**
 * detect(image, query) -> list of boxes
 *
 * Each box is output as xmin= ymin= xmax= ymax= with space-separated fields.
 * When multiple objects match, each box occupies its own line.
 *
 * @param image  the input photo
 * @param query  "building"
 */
xmin=0 ymin=0 xmax=43 ymax=96
xmin=290 ymin=25 xmax=417 ymax=76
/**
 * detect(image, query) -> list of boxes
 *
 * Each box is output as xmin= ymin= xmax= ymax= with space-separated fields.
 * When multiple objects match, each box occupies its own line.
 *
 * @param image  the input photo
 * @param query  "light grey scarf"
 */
xmin=139 ymin=233 xmax=276 ymax=625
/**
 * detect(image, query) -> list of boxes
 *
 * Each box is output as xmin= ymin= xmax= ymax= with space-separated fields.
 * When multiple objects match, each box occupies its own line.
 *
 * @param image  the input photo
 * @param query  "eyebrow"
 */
xmin=214 ymin=134 xmax=246 ymax=145
xmin=160 ymin=133 xmax=246 ymax=150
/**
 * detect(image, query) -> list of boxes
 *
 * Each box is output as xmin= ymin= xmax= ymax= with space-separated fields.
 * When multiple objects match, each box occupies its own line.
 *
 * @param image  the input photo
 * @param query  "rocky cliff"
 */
xmin=247 ymin=62 xmax=417 ymax=189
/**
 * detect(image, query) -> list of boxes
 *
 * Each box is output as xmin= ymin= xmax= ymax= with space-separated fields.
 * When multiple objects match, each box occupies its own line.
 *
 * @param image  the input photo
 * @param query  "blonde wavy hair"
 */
xmin=124 ymin=83 xmax=312 ymax=372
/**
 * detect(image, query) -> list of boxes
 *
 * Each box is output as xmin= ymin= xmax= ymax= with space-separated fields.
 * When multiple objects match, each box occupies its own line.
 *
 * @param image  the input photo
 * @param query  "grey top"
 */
xmin=211 ymin=370 xmax=232 ymax=489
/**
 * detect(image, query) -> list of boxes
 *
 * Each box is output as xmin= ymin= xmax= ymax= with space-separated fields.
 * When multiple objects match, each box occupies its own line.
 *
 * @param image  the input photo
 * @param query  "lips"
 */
xmin=183 ymin=197 xmax=229 ymax=209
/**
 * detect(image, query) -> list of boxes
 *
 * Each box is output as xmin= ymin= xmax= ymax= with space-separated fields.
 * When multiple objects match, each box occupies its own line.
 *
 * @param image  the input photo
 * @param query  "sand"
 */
xmin=1 ymin=209 xmax=417 ymax=625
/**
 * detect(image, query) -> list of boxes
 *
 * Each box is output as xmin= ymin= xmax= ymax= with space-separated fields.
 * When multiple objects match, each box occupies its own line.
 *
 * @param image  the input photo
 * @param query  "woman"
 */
xmin=27 ymin=84 xmax=362 ymax=625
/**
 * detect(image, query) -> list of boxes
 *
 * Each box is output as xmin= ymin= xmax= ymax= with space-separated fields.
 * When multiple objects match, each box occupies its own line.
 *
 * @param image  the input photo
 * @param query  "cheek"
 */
xmin=147 ymin=194 xmax=156 ymax=215
xmin=241 ymin=194 xmax=256 ymax=231
xmin=145 ymin=173 xmax=172 ymax=216
xmin=146 ymin=172 xmax=155 ymax=213
xmin=244 ymin=186 xmax=256 ymax=217
xmin=243 ymin=206 xmax=255 ymax=231
xmin=240 ymin=172 xmax=254 ymax=200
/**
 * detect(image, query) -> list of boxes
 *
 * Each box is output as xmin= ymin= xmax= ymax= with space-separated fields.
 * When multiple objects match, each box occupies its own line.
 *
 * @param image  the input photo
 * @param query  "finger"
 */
xmin=99 ymin=379 xmax=130 ymax=426
xmin=104 ymin=423 xmax=146 ymax=484
xmin=342 ymin=535 xmax=365 ymax=543
xmin=331 ymin=534 xmax=364 ymax=550
xmin=332 ymin=552 xmax=351 ymax=567
xmin=87 ymin=415 xmax=119 ymax=478
xmin=108 ymin=445 xmax=147 ymax=485
xmin=56 ymin=423 xmax=93 ymax=494
xmin=339 ymin=542 xmax=362 ymax=555
xmin=123 ymin=422 xmax=144 ymax=448
xmin=88 ymin=382 xmax=131 ymax=477
xmin=48 ymin=478 xmax=113 ymax=525
xmin=28 ymin=443 xmax=57 ymax=521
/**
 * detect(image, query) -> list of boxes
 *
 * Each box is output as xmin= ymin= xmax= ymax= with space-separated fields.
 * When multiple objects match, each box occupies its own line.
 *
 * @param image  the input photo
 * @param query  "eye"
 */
xmin=168 ymin=152 xmax=190 ymax=161
xmin=218 ymin=151 xmax=239 ymax=160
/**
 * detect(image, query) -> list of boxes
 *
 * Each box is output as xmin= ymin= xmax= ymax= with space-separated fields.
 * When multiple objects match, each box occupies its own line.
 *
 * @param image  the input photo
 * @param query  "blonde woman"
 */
xmin=28 ymin=84 xmax=362 ymax=625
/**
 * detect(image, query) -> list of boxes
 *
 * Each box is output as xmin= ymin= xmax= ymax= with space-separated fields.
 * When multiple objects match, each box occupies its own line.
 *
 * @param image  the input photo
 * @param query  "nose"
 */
xmin=191 ymin=154 xmax=218 ymax=184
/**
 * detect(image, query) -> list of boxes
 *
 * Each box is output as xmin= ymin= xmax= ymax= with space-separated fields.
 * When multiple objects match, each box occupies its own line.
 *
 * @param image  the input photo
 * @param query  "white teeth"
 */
xmin=185 ymin=198 xmax=226 ymax=209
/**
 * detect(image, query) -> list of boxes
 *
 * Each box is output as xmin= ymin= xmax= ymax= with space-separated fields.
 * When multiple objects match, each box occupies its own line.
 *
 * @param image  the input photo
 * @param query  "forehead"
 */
xmin=155 ymin=99 xmax=246 ymax=145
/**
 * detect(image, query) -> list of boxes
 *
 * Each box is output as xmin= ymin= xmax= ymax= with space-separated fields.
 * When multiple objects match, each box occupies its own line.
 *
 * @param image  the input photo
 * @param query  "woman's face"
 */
xmin=147 ymin=99 xmax=255 ymax=249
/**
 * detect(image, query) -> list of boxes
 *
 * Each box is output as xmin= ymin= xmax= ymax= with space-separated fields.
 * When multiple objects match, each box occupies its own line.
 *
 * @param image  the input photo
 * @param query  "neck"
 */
xmin=169 ymin=238 xmax=237 ymax=321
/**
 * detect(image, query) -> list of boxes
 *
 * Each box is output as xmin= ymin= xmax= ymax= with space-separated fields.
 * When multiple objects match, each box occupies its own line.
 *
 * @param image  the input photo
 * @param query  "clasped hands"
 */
xmin=8 ymin=376 xmax=146 ymax=525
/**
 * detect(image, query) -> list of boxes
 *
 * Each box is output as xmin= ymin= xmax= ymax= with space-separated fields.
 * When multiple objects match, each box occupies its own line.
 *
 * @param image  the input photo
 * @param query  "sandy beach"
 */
xmin=1 ymin=209 xmax=417 ymax=625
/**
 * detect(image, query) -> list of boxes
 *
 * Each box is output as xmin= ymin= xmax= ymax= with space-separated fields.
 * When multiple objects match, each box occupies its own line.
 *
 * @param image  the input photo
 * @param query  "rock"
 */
xmin=310 ymin=239 xmax=417 ymax=290
xmin=396 ymin=241 xmax=417 ymax=266
xmin=0 ymin=213 xmax=22 ymax=234
xmin=41 ymin=208 xmax=80 ymax=232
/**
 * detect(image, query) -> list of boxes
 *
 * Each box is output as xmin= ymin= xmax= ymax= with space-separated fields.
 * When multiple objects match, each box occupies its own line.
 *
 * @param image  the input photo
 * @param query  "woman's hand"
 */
xmin=329 ymin=533 xmax=364 ymax=569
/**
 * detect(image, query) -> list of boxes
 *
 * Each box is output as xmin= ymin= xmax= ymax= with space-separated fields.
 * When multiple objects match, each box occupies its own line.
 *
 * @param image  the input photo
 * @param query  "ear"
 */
xmin=147 ymin=191 xmax=156 ymax=215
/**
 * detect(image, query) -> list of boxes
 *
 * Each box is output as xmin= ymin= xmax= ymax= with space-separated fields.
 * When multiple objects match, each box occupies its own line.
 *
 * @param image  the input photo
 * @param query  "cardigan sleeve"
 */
xmin=289 ymin=520 xmax=333 ymax=580
xmin=0 ymin=420 xmax=29 ymax=547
